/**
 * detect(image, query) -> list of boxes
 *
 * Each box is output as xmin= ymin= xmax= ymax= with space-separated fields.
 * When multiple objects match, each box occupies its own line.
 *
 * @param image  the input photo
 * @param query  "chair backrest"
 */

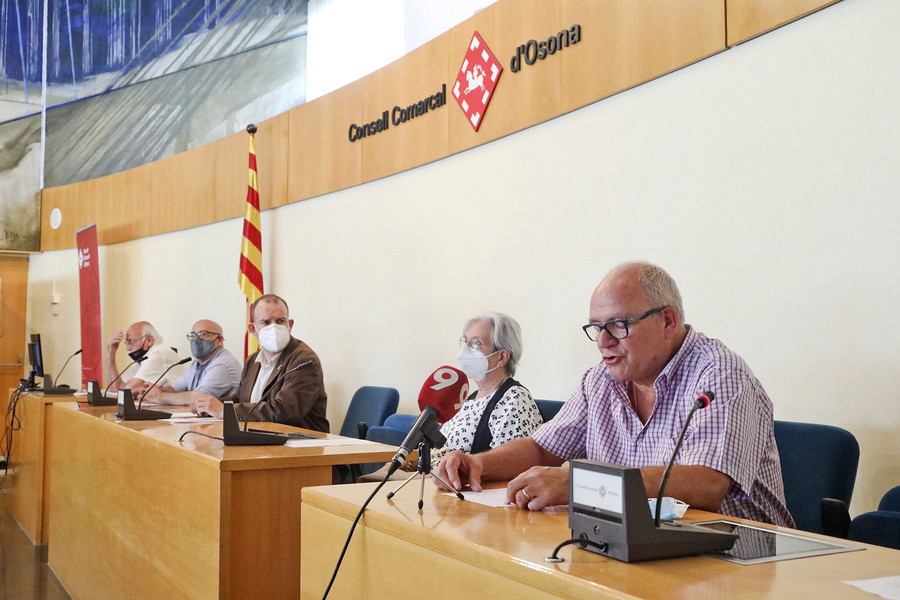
xmin=359 ymin=414 xmax=417 ymax=478
xmin=365 ymin=422 xmax=411 ymax=448
xmin=535 ymin=399 xmax=564 ymax=423
xmin=773 ymin=420 xmax=859 ymax=534
xmin=381 ymin=413 xmax=417 ymax=432
xmin=338 ymin=386 xmax=399 ymax=439
xmin=848 ymin=485 xmax=900 ymax=550
xmin=878 ymin=485 xmax=900 ymax=512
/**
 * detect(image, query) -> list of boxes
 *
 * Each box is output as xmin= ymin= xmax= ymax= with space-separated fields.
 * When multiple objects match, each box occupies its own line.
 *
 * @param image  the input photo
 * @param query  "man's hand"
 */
xmin=433 ymin=450 xmax=485 ymax=492
xmin=140 ymin=385 xmax=162 ymax=404
xmin=123 ymin=378 xmax=151 ymax=395
xmin=506 ymin=465 xmax=570 ymax=510
xmin=107 ymin=331 xmax=124 ymax=354
xmin=191 ymin=393 xmax=224 ymax=419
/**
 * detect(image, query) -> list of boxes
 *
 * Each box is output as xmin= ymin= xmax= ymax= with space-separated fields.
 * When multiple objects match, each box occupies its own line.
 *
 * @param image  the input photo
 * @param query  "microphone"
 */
xmin=104 ymin=355 xmax=148 ymax=396
xmin=222 ymin=360 xmax=319 ymax=446
xmin=241 ymin=360 xmax=314 ymax=430
xmin=53 ymin=348 xmax=82 ymax=386
xmin=138 ymin=356 xmax=192 ymax=409
xmin=417 ymin=365 xmax=469 ymax=423
xmin=653 ymin=391 xmax=714 ymax=527
xmin=388 ymin=405 xmax=446 ymax=475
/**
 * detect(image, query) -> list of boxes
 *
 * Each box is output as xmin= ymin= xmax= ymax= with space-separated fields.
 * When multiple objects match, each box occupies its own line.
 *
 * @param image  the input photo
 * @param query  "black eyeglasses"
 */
xmin=186 ymin=331 xmax=221 ymax=341
xmin=582 ymin=307 xmax=666 ymax=341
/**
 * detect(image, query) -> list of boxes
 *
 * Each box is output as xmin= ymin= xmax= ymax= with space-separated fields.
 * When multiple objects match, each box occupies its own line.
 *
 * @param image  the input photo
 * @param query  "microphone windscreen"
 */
xmin=418 ymin=366 xmax=469 ymax=423
xmin=696 ymin=391 xmax=714 ymax=409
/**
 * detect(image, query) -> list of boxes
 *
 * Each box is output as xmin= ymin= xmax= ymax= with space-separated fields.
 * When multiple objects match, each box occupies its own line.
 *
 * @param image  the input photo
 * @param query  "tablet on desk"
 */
xmin=694 ymin=519 xmax=864 ymax=564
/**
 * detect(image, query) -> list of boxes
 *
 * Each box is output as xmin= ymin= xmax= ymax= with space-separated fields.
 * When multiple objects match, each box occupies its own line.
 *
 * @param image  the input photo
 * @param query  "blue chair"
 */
xmin=338 ymin=386 xmax=399 ymax=482
xmin=848 ymin=485 xmax=900 ymax=550
xmin=358 ymin=413 xmax=417 ymax=478
xmin=366 ymin=413 xmax=416 ymax=446
xmin=773 ymin=420 xmax=859 ymax=537
xmin=535 ymin=399 xmax=564 ymax=422
xmin=339 ymin=386 xmax=399 ymax=440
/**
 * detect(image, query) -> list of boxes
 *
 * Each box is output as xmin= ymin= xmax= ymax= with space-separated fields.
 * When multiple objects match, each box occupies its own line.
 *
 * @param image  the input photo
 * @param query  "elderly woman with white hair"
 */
xmin=429 ymin=312 xmax=543 ymax=468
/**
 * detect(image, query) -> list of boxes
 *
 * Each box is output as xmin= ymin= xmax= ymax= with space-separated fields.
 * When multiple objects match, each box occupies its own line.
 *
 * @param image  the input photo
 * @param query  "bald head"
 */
xmin=125 ymin=321 xmax=160 ymax=352
xmin=191 ymin=319 xmax=223 ymax=336
xmin=598 ymin=262 xmax=684 ymax=323
xmin=589 ymin=262 xmax=687 ymax=388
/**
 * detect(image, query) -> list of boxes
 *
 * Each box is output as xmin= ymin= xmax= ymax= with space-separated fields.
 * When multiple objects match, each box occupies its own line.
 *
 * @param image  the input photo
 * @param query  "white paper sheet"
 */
xmin=444 ymin=488 xmax=512 ymax=508
xmin=844 ymin=576 xmax=900 ymax=600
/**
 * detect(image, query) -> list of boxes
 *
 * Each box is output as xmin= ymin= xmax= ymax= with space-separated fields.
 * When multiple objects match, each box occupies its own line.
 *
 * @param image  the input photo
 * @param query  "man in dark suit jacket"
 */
xmin=191 ymin=294 xmax=329 ymax=433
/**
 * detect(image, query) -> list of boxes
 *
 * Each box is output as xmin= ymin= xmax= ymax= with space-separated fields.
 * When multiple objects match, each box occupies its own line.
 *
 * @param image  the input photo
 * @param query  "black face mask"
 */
xmin=128 ymin=347 xmax=148 ymax=362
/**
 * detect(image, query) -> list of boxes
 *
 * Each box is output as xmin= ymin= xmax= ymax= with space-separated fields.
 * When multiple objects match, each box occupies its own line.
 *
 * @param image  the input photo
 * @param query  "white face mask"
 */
xmin=456 ymin=345 xmax=500 ymax=381
xmin=257 ymin=323 xmax=291 ymax=353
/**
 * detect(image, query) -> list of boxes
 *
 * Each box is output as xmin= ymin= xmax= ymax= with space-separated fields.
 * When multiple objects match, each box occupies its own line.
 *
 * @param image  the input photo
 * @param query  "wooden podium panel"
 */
xmin=301 ymin=481 xmax=900 ymax=600
xmin=5 ymin=391 xmax=77 ymax=544
xmin=47 ymin=402 xmax=397 ymax=600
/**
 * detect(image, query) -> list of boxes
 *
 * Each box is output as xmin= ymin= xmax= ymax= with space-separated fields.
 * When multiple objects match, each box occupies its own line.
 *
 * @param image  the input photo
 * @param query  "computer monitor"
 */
xmin=24 ymin=334 xmax=44 ymax=389
xmin=22 ymin=333 xmax=72 ymax=394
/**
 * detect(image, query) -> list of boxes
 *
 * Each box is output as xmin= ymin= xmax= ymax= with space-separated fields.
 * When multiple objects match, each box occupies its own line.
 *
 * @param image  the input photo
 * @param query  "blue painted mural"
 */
xmin=0 ymin=0 xmax=308 ymax=251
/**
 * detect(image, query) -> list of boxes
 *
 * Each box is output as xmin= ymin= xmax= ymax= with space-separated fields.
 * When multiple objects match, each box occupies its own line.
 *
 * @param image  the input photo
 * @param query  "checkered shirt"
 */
xmin=533 ymin=326 xmax=795 ymax=527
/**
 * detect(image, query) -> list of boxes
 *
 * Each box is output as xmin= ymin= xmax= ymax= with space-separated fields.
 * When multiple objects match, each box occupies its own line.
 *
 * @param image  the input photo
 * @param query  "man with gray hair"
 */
xmin=106 ymin=321 xmax=186 ymax=394
xmin=435 ymin=262 xmax=794 ymax=528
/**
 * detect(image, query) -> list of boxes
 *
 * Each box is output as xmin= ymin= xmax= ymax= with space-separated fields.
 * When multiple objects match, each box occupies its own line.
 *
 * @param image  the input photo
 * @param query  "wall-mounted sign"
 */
xmin=510 ymin=24 xmax=581 ymax=72
xmin=452 ymin=31 xmax=503 ymax=132
xmin=347 ymin=84 xmax=447 ymax=142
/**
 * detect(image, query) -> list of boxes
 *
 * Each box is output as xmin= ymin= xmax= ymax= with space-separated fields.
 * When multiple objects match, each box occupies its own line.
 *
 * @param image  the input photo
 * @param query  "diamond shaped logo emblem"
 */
xmin=452 ymin=31 xmax=503 ymax=132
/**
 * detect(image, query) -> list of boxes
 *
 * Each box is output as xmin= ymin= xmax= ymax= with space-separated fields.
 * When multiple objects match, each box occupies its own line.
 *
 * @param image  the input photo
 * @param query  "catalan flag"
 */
xmin=239 ymin=124 xmax=264 ymax=358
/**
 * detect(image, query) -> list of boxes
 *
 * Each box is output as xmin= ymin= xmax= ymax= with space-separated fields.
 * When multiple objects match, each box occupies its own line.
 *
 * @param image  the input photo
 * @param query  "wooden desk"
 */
xmin=47 ymin=402 xmax=397 ymax=600
xmin=301 ymin=481 xmax=900 ymax=600
xmin=5 ymin=390 xmax=78 ymax=544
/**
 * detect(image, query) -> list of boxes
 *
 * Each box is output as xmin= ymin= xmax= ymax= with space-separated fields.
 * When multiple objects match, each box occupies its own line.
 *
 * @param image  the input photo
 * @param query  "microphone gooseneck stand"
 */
xmin=386 ymin=440 xmax=463 ymax=509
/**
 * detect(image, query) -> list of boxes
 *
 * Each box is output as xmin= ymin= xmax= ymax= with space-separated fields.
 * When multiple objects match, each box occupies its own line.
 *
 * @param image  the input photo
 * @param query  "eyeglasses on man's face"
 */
xmin=186 ymin=330 xmax=221 ymax=341
xmin=581 ymin=306 xmax=666 ymax=341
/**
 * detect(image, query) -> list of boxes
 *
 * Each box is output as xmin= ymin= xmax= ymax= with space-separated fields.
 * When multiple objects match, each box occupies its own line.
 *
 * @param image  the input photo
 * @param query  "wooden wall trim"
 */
xmin=40 ymin=0 xmax=840 ymax=252
xmin=727 ymin=0 xmax=843 ymax=47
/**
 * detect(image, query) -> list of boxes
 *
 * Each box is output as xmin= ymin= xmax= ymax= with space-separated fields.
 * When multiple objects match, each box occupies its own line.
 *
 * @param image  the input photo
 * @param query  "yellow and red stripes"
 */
xmin=239 ymin=131 xmax=263 ymax=356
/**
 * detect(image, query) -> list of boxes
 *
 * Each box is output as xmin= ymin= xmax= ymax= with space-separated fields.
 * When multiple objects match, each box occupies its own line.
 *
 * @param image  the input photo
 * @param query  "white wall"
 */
xmin=27 ymin=0 xmax=900 ymax=513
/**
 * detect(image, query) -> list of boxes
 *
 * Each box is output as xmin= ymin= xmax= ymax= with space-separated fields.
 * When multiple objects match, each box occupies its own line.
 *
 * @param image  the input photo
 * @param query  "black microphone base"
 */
xmin=568 ymin=461 xmax=737 ymax=563
xmin=88 ymin=396 xmax=118 ymax=406
xmin=221 ymin=401 xmax=288 ymax=446
xmin=40 ymin=386 xmax=76 ymax=396
xmin=86 ymin=381 xmax=118 ymax=405
xmin=223 ymin=429 xmax=289 ymax=446
xmin=115 ymin=388 xmax=171 ymax=421
xmin=118 ymin=408 xmax=172 ymax=421
xmin=570 ymin=516 xmax=739 ymax=562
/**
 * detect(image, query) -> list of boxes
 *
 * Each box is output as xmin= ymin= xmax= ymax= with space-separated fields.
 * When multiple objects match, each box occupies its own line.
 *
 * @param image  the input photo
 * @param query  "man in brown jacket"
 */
xmin=190 ymin=294 xmax=329 ymax=433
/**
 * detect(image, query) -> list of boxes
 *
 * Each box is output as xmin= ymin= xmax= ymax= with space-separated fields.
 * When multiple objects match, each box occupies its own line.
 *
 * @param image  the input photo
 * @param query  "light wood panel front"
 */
xmin=40 ymin=0 xmax=845 ymax=251
xmin=47 ymin=402 xmax=396 ymax=600
xmin=41 ymin=111 xmax=290 ymax=250
xmin=727 ymin=0 xmax=842 ymax=46
xmin=360 ymin=33 xmax=451 ymax=183
xmin=288 ymin=80 xmax=364 ymax=202
xmin=49 ymin=405 xmax=220 ymax=600
xmin=302 ymin=481 xmax=900 ymax=600
xmin=6 ymin=393 xmax=77 ymax=545
xmin=560 ymin=0 xmax=725 ymax=113
xmin=0 ymin=257 xmax=28 ymax=395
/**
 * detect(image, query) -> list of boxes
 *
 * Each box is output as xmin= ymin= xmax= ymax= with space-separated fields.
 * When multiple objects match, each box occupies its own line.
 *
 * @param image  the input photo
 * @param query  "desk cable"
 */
xmin=1 ymin=386 xmax=25 ymax=489
xmin=320 ymin=471 xmax=393 ymax=600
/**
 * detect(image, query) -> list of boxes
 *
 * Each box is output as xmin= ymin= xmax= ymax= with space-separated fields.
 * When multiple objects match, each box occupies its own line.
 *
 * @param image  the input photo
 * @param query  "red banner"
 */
xmin=76 ymin=224 xmax=103 ymax=387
